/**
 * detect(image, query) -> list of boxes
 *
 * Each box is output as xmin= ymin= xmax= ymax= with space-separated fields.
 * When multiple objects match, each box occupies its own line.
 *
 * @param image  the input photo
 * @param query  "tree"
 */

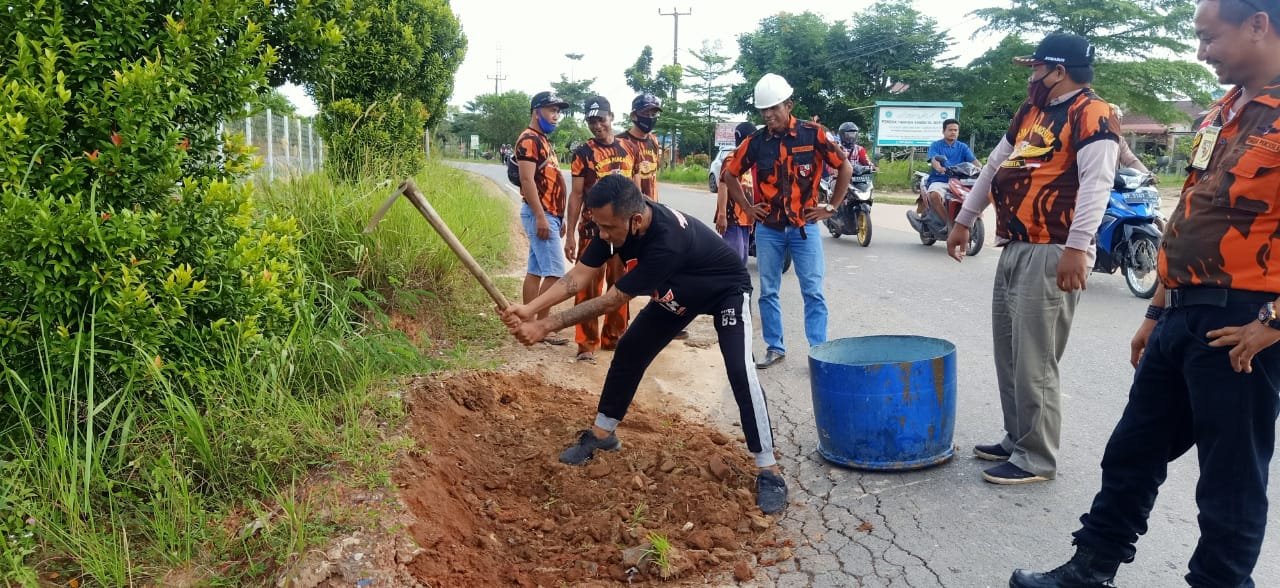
xmin=934 ymin=36 xmax=1036 ymax=152
xmin=309 ymin=0 xmax=467 ymax=180
xmin=463 ymin=90 xmax=533 ymax=149
xmin=834 ymin=3 xmax=951 ymax=110
xmin=549 ymin=75 xmax=597 ymax=117
xmin=972 ymin=0 xmax=1215 ymax=123
xmin=683 ymin=41 xmax=735 ymax=153
xmin=730 ymin=12 xmax=836 ymax=119
xmin=624 ymin=46 xmax=682 ymax=99
xmin=253 ymin=0 xmax=349 ymax=87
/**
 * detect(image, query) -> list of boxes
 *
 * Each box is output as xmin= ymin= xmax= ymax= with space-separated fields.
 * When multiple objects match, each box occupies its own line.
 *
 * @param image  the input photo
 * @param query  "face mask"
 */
xmin=634 ymin=115 xmax=657 ymax=133
xmin=1027 ymin=70 xmax=1060 ymax=108
xmin=616 ymin=217 xmax=639 ymax=248
xmin=537 ymin=112 xmax=558 ymax=134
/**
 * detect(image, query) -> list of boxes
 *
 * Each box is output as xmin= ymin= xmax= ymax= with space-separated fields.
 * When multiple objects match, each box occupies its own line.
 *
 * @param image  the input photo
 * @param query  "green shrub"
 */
xmin=0 ymin=0 xmax=302 ymax=392
xmin=685 ymin=153 xmax=711 ymax=168
xmin=318 ymin=95 xmax=429 ymax=182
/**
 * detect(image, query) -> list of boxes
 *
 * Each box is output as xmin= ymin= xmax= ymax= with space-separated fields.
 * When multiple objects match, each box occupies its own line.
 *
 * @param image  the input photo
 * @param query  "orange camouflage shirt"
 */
xmin=724 ymin=117 xmax=846 ymax=230
xmin=571 ymin=137 xmax=635 ymax=239
xmin=515 ymin=127 xmax=566 ymax=217
xmin=991 ymin=89 xmax=1119 ymax=244
xmin=722 ymin=153 xmax=753 ymax=227
xmin=618 ymin=130 xmax=661 ymax=201
xmin=1160 ymin=81 xmax=1280 ymax=293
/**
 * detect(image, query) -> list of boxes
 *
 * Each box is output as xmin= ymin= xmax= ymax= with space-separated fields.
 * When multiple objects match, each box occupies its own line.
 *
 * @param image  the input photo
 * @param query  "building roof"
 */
xmin=1121 ymin=100 xmax=1207 ymax=135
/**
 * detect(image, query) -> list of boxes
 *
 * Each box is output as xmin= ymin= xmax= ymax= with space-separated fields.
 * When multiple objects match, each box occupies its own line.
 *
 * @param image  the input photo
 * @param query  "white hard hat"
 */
xmin=753 ymin=73 xmax=793 ymax=109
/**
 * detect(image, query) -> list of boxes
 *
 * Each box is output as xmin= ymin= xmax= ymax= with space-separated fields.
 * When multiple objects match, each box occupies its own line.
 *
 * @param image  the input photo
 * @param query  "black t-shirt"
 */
xmin=579 ymin=202 xmax=752 ymax=316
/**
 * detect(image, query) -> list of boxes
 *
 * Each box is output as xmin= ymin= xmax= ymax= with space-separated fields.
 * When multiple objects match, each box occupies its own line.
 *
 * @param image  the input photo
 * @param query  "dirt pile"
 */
xmin=397 ymin=371 xmax=790 ymax=586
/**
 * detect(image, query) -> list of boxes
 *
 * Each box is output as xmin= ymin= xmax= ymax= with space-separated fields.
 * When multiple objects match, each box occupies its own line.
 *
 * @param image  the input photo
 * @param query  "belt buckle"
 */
xmin=1166 ymin=289 xmax=1182 ymax=308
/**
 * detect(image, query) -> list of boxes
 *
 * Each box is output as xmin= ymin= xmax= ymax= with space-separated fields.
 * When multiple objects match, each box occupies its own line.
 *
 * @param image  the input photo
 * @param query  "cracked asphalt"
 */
xmin=453 ymin=161 xmax=1280 ymax=587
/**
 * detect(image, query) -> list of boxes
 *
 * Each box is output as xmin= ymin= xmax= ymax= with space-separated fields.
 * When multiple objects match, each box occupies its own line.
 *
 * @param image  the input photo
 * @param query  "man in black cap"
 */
xmin=1010 ymin=1 xmax=1280 ymax=585
xmin=618 ymin=93 xmax=664 ymax=202
xmin=946 ymin=33 xmax=1118 ymax=485
xmin=514 ymin=90 xmax=573 ymax=345
xmin=564 ymin=96 xmax=635 ymax=363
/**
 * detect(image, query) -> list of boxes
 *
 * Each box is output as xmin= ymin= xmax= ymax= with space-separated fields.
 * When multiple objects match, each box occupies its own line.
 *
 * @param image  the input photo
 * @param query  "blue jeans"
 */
xmin=1071 ymin=300 xmax=1280 ymax=587
xmin=755 ymin=222 xmax=827 ymax=355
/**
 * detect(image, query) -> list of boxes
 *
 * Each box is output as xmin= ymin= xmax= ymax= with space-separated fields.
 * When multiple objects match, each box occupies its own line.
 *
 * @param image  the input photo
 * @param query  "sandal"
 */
xmin=542 ymin=332 xmax=570 ymax=346
xmin=575 ymin=351 xmax=597 ymax=364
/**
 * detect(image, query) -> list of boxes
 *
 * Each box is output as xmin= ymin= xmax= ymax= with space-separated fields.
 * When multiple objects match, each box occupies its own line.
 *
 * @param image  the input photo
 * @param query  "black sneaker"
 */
xmin=982 ymin=462 xmax=1048 ymax=485
xmin=756 ymin=470 xmax=789 ymax=514
xmin=974 ymin=443 xmax=1012 ymax=461
xmin=558 ymin=430 xmax=621 ymax=465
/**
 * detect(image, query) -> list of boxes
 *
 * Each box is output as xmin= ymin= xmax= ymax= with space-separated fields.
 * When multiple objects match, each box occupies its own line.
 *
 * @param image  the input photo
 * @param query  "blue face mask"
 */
xmin=537 ymin=112 xmax=558 ymax=134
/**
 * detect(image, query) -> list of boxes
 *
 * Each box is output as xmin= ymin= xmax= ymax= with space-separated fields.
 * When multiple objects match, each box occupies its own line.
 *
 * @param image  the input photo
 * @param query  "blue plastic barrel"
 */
xmin=808 ymin=336 xmax=957 ymax=471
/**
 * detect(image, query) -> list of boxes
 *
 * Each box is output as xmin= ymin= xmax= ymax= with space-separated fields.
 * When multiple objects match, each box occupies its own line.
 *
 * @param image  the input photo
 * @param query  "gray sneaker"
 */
xmin=756 ymin=349 xmax=785 ymax=369
xmin=756 ymin=470 xmax=789 ymax=514
xmin=558 ymin=429 xmax=622 ymax=465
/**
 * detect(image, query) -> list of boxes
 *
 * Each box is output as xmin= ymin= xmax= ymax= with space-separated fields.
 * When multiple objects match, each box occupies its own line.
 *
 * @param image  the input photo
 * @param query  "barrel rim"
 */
xmin=808 ymin=335 xmax=956 ymax=366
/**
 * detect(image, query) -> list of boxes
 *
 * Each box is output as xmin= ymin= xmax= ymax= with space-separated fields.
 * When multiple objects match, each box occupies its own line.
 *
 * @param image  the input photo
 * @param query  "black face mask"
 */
xmin=1027 ymin=70 xmax=1061 ymax=108
xmin=634 ymin=115 xmax=657 ymax=133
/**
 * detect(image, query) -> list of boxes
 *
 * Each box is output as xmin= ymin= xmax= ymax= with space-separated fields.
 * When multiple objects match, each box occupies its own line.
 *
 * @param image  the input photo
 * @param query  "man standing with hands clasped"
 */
xmin=501 ymin=174 xmax=789 ymax=514
xmin=946 ymin=33 xmax=1119 ymax=485
xmin=1010 ymin=1 xmax=1280 ymax=585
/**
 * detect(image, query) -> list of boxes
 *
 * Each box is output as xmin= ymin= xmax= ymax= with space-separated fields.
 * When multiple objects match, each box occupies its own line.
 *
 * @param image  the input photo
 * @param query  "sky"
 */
xmin=279 ymin=0 xmax=1012 ymax=117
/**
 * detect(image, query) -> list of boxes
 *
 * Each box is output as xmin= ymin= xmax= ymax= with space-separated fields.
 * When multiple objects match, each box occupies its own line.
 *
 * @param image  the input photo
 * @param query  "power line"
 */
xmin=659 ymin=6 xmax=691 ymax=165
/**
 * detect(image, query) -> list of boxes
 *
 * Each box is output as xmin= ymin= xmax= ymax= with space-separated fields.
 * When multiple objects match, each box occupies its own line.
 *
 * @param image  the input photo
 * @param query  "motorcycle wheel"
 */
xmin=1124 ymin=235 xmax=1160 ymax=299
xmin=856 ymin=212 xmax=872 ymax=247
xmin=966 ymin=218 xmax=985 ymax=257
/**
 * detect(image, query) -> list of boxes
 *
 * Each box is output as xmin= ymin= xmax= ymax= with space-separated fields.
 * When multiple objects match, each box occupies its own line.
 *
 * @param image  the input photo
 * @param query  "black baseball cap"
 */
xmin=530 ymin=91 xmax=570 ymax=111
xmin=584 ymin=96 xmax=611 ymax=119
xmin=631 ymin=93 xmax=663 ymax=113
xmin=1013 ymin=33 xmax=1095 ymax=68
xmin=734 ymin=122 xmax=756 ymax=145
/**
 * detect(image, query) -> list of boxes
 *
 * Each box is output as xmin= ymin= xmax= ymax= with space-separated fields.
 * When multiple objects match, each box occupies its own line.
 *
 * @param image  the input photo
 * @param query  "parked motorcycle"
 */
xmin=1095 ymin=167 xmax=1162 ymax=299
xmin=907 ymin=161 xmax=985 ymax=256
xmin=819 ymin=164 xmax=875 ymax=247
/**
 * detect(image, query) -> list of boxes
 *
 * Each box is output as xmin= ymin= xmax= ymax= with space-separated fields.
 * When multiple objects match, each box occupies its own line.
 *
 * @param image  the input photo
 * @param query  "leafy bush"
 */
xmin=685 ymin=153 xmax=711 ymax=168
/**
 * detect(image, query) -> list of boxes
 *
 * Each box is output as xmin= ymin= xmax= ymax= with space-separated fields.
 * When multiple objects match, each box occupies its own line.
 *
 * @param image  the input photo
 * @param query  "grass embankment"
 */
xmin=0 ymin=160 xmax=512 ymax=586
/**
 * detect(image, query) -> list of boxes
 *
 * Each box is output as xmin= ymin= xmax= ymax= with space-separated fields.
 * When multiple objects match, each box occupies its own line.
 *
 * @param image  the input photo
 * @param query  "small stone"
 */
xmin=708 ymin=456 xmax=731 ymax=481
xmin=539 ymin=520 xmax=556 ymax=533
xmin=631 ymin=475 xmax=646 ymax=490
xmin=733 ymin=560 xmax=755 ymax=581
xmin=586 ymin=462 xmax=612 ymax=479
xmin=735 ymin=488 xmax=753 ymax=502
xmin=681 ymin=521 xmax=694 ymax=532
xmin=708 ymin=431 xmax=730 ymax=445
xmin=621 ymin=543 xmax=652 ymax=568
xmin=687 ymin=530 xmax=714 ymax=550
xmin=778 ymin=547 xmax=794 ymax=561
xmin=749 ymin=515 xmax=773 ymax=531
xmin=658 ymin=459 xmax=677 ymax=473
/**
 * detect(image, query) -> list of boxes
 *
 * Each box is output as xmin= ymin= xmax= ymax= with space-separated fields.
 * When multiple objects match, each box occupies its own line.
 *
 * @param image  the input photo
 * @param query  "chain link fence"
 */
xmin=226 ymin=106 xmax=324 ymax=181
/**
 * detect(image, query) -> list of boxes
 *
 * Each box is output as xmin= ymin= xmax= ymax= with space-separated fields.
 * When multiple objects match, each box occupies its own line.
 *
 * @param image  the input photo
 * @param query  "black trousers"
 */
xmin=595 ymin=291 xmax=776 ymax=466
xmin=1071 ymin=301 xmax=1280 ymax=587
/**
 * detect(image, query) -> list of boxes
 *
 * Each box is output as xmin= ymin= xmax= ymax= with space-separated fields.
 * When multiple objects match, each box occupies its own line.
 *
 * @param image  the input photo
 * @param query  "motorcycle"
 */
xmin=907 ymin=161 xmax=985 ymax=256
xmin=819 ymin=163 xmax=875 ymax=247
xmin=1094 ymin=167 xmax=1162 ymax=299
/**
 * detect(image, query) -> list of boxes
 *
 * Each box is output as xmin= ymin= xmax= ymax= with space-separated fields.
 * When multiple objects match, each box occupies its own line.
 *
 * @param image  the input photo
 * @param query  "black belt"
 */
xmin=1165 ymin=288 xmax=1276 ymax=308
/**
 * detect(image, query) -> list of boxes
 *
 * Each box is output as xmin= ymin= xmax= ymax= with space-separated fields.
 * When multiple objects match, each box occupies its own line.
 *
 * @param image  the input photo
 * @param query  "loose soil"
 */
xmin=396 ymin=370 xmax=789 ymax=586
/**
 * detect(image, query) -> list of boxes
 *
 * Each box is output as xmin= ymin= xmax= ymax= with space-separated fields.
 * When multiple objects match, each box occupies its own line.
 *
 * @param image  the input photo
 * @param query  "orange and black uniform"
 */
xmin=571 ymin=138 xmax=635 ymax=353
xmin=1068 ymin=80 xmax=1280 ymax=585
xmin=724 ymin=117 xmax=847 ymax=232
xmin=618 ymin=130 xmax=661 ymax=201
xmin=724 ymin=153 xmax=754 ymax=228
xmin=987 ymin=89 xmax=1119 ymax=247
xmin=516 ymin=127 xmax=566 ymax=217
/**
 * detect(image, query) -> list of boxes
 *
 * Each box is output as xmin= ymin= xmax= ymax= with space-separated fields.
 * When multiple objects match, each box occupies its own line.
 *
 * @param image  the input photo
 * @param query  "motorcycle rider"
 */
xmin=837 ymin=122 xmax=875 ymax=169
xmin=915 ymin=119 xmax=978 ymax=233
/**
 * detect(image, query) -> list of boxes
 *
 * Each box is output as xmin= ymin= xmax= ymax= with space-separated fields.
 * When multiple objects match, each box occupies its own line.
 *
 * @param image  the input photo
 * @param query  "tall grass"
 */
xmin=658 ymin=164 xmax=711 ymax=186
xmin=0 ymin=160 xmax=512 ymax=585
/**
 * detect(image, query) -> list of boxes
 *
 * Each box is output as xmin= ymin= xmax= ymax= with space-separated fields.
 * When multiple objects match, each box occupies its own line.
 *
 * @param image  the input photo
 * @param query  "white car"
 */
xmin=707 ymin=146 xmax=736 ymax=193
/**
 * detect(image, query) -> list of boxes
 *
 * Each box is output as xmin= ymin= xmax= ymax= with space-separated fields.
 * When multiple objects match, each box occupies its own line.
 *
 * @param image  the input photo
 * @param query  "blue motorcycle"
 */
xmin=1094 ymin=168 xmax=1162 ymax=299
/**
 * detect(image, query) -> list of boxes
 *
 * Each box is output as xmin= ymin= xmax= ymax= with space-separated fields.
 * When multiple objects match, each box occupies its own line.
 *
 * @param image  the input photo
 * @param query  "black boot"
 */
xmin=1009 ymin=547 xmax=1122 ymax=588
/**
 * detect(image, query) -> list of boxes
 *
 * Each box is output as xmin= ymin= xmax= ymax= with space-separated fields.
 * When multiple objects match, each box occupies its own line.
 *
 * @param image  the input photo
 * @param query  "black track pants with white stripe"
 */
xmin=595 ymin=292 xmax=776 ymax=466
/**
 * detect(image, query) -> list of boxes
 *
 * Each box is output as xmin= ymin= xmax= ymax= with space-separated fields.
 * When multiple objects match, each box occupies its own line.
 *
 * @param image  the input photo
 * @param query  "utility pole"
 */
xmin=487 ymin=47 xmax=508 ymax=95
xmin=659 ymin=6 xmax=690 ymax=167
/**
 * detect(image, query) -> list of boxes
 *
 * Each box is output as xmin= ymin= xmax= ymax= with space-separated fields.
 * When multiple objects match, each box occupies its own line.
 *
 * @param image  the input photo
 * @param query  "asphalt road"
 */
xmin=451 ymin=161 xmax=1279 ymax=587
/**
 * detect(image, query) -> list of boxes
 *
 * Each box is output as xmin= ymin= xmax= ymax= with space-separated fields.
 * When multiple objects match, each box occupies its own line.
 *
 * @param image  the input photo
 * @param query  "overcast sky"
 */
xmin=281 ymin=0 xmax=1013 ymax=116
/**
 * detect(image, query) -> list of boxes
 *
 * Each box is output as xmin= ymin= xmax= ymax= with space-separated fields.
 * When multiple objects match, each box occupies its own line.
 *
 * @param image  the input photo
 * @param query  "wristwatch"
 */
xmin=1258 ymin=302 xmax=1280 ymax=330
xmin=822 ymin=203 xmax=836 ymax=213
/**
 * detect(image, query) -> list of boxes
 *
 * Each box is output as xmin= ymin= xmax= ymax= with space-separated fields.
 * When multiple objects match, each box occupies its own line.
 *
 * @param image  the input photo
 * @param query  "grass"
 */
xmin=0 ymin=159 xmax=514 ymax=586
xmin=658 ymin=164 xmax=710 ymax=186
xmin=645 ymin=531 xmax=673 ymax=577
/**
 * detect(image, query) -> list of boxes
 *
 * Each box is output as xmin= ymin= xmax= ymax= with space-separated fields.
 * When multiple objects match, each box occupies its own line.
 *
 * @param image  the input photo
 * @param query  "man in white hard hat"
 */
xmin=724 ymin=73 xmax=852 ymax=369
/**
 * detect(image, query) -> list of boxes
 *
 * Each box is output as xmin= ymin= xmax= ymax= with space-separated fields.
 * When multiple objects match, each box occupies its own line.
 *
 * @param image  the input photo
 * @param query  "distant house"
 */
xmin=1118 ymin=100 xmax=1208 ymax=170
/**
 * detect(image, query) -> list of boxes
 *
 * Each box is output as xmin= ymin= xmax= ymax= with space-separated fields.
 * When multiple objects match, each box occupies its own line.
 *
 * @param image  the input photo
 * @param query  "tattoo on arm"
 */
xmin=549 ymin=289 xmax=630 ymax=331
xmin=561 ymin=274 xmax=581 ymax=295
